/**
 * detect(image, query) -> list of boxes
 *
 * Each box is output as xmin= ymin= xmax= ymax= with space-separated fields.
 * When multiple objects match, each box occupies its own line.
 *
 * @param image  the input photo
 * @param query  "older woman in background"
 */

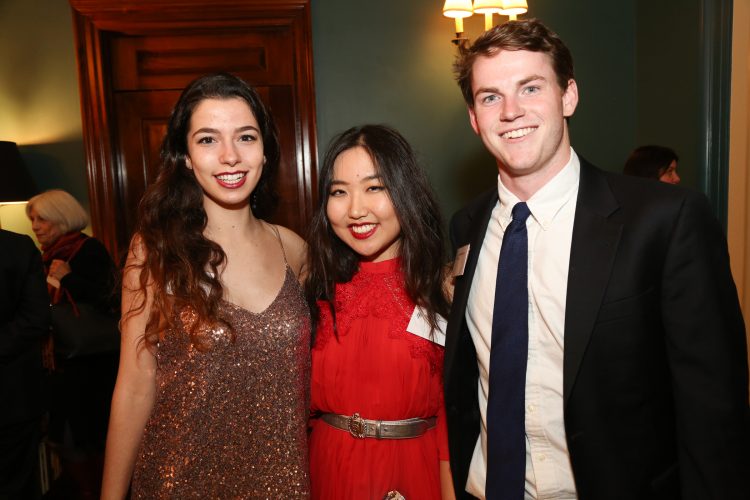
xmin=27 ymin=190 xmax=114 ymax=303
xmin=26 ymin=189 xmax=118 ymax=500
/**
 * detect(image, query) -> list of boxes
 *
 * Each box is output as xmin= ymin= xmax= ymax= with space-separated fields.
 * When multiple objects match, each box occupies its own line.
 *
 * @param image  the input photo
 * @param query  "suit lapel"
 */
xmin=445 ymin=190 xmax=497 ymax=383
xmin=446 ymin=164 xmax=622 ymax=404
xmin=564 ymin=161 xmax=622 ymax=404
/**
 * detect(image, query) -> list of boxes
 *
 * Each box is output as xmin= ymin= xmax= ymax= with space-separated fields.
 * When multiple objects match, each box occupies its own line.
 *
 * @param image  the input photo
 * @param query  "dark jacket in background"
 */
xmin=59 ymin=236 xmax=118 ymax=313
xmin=0 ymin=229 xmax=49 ymax=425
xmin=47 ymin=235 xmax=118 ymax=450
xmin=0 ymin=229 xmax=49 ymax=498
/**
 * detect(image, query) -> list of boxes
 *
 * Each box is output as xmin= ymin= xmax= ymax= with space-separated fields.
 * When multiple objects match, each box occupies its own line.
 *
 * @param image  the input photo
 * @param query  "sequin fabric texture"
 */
xmin=131 ymin=265 xmax=311 ymax=499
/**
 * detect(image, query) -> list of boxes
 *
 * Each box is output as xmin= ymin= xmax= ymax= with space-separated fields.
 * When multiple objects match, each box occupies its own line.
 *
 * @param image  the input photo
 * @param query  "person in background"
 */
xmin=101 ymin=73 xmax=310 ymax=499
xmin=623 ymin=144 xmax=680 ymax=184
xmin=444 ymin=19 xmax=748 ymax=499
xmin=306 ymin=124 xmax=454 ymax=499
xmin=26 ymin=189 xmax=118 ymax=500
xmin=0 ymin=229 xmax=49 ymax=499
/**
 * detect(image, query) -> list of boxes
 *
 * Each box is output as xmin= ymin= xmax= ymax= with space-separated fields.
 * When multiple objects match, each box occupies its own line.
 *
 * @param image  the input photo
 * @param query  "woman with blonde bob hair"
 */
xmin=25 ymin=189 xmax=113 ymax=311
xmin=26 ymin=189 xmax=118 ymax=498
xmin=26 ymin=189 xmax=89 ymax=237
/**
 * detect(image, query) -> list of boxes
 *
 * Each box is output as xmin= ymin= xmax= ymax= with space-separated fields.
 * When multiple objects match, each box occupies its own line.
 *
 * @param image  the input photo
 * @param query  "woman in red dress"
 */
xmin=306 ymin=125 xmax=455 ymax=499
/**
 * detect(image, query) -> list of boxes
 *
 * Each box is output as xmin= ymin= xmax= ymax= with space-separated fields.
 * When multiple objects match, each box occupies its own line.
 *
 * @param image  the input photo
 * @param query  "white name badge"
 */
xmin=406 ymin=306 xmax=447 ymax=346
xmin=452 ymin=244 xmax=470 ymax=277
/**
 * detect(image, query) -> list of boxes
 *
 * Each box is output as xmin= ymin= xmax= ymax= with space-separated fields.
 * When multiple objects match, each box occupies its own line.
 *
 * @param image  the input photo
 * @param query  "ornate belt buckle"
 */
xmin=347 ymin=413 xmax=367 ymax=439
xmin=384 ymin=491 xmax=405 ymax=500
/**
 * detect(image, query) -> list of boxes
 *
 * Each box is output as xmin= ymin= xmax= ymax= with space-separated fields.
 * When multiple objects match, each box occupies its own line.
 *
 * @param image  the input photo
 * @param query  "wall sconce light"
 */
xmin=443 ymin=0 xmax=529 ymax=45
xmin=0 ymin=141 xmax=38 ymax=238
xmin=499 ymin=0 xmax=528 ymax=21
xmin=473 ymin=0 xmax=504 ymax=31
xmin=442 ymin=0 xmax=474 ymax=46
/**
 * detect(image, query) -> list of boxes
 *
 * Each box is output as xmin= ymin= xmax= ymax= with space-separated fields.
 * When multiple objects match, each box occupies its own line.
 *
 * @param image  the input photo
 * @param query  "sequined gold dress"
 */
xmin=131 ymin=264 xmax=311 ymax=499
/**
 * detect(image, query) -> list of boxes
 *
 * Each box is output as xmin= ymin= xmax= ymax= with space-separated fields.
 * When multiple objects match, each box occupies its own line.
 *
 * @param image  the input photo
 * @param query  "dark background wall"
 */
xmin=634 ymin=0 xmax=702 ymax=189
xmin=312 ymin=0 xmax=639 ymax=218
xmin=313 ymin=0 xmax=701 ymax=216
xmin=0 ymin=0 xmax=89 ymax=210
xmin=0 ymin=0 xmax=703 ymax=224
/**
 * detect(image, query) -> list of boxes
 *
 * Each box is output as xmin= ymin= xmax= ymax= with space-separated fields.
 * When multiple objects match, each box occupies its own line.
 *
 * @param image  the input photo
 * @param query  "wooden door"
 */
xmin=69 ymin=0 xmax=317 ymax=259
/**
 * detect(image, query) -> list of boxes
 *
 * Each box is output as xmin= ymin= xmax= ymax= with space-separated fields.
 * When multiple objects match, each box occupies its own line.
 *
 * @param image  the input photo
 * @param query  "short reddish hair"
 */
xmin=454 ymin=19 xmax=575 ymax=106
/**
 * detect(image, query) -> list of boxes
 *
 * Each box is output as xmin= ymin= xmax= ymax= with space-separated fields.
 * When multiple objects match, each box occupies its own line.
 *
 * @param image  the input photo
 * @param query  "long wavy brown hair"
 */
xmin=125 ymin=73 xmax=279 ymax=350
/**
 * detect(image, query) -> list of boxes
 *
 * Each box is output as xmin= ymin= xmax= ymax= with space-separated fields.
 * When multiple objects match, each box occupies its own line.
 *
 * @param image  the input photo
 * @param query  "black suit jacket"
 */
xmin=0 ymin=229 xmax=50 ymax=426
xmin=444 ymin=160 xmax=749 ymax=499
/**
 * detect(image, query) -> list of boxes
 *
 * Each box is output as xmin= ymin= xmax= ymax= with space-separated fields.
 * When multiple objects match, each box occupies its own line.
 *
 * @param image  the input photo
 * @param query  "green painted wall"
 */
xmin=312 ymin=0 xmax=638 ymax=219
xmin=635 ymin=0 xmax=702 ymax=189
xmin=0 ymin=0 xmax=706 ymax=227
xmin=0 ymin=0 xmax=89 ymax=209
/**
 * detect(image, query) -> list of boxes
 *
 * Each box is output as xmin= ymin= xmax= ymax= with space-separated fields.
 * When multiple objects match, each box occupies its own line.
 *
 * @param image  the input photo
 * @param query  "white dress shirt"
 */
xmin=465 ymin=149 xmax=580 ymax=499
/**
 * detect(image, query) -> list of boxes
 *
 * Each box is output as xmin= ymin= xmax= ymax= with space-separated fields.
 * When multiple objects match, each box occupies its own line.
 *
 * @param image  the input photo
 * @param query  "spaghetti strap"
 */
xmin=267 ymin=223 xmax=289 ymax=266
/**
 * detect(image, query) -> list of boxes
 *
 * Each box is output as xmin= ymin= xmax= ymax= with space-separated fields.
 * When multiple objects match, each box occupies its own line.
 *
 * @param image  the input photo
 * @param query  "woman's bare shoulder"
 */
xmin=127 ymin=232 xmax=148 ymax=263
xmin=270 ymin=225 xmax=307 ymax=280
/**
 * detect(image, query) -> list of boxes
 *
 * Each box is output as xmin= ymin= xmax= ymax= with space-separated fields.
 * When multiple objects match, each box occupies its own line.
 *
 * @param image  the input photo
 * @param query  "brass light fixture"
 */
xmin=500 ymin=0 xmax=528 ymax=21
xmin=473 ymin=0 xmax=504 ymax=31
xmin=442 ymin=0 xmax=474 ymax=45
xmin=442 ymin=0 xmax=528 ymax=45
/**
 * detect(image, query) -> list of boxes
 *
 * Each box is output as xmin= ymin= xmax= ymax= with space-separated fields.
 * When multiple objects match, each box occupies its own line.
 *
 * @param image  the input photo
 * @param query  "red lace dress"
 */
xmin=309 ymin=258 xmax=449 ymax=500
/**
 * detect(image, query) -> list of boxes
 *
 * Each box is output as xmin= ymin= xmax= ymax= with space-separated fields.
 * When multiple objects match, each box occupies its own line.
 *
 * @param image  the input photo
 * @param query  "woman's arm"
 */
xmin=435 ymin=377 xmax=456 ymax=500
xmin=101 ymin=238 xmax=157 ymax=500
xmin=440 ymin=460 xmax=456 ymax=500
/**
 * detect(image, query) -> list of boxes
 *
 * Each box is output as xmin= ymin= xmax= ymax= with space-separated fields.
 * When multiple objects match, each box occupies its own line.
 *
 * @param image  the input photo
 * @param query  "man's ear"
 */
xmin=468 ymin=106 xmax=480 ymax=135
xmin=562 ymin=79 xmax=579 ymax=118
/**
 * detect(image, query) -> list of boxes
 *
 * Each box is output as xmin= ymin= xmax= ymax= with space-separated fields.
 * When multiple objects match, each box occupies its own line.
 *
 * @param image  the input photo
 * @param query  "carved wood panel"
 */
xmin=69 ymin=0 xmax=317 ymax=259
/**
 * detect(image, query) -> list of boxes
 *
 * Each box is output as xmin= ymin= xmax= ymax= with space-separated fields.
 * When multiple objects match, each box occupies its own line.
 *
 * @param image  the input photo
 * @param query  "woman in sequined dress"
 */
xmin=101 ymin=73 xmax=310 ymax=499
xmin=305 ymin=125 xmax=455 ymax=499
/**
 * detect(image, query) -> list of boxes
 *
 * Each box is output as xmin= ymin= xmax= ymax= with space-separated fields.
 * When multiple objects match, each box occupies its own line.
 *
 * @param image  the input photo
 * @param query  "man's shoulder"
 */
xmin=0 ymin=229 xmax=37 ymax=255
xmin=451 ymin=188 xmax=497 ymax=222
xmin=0 ymin=230 xmax=41 ymax=285
xmin=580 ymin=158 xmax=703 ymax=208
xmin=448 ymin=189 xmax=497 ymax=248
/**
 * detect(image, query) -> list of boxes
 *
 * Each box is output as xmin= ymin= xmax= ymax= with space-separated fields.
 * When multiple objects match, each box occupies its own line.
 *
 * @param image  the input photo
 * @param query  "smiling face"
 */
xmin=326 ymin=146 xmax=402 ymax=262
xmin=185 ymin=97 xmax=265 ymax=210
xmin=468 ymin=49 xmax=578 ymax=196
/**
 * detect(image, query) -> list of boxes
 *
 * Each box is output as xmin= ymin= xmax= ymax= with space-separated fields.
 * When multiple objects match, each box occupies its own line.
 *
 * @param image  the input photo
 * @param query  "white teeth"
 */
xmin=351 ymin=224 xmax=375 ymax=234
xmin=502 ymin=127 xmax=535 ymax=139
xmin=216 ymin=172 xmax=245 ymax=183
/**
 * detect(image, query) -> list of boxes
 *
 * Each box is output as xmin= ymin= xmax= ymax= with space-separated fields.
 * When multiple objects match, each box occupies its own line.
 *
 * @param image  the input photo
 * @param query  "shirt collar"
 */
xmin=496 ymin=147 xmax=581 ymax=231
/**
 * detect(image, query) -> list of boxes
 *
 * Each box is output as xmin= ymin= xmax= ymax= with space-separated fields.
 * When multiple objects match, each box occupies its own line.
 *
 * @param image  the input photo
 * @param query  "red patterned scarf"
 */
xmin=42 ymin=231 xmax=88 ymax=304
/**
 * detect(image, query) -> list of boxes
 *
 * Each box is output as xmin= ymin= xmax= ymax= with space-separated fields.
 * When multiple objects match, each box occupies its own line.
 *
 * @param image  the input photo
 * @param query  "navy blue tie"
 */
xmin=486 ymin=201 xmax=531 ymax=500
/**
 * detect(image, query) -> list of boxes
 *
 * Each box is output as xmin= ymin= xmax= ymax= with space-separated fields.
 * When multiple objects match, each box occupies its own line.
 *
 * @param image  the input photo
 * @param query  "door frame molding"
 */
xmin=68 ymin=0 xmax=317 ymax=257
xmin=699 ymin=0 xmax=733 ymax=227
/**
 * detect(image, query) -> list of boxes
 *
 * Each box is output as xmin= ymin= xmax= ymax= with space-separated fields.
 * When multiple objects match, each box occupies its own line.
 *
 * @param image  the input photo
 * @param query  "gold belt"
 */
xmin=320 ymin=412 xmax=437 ymax=439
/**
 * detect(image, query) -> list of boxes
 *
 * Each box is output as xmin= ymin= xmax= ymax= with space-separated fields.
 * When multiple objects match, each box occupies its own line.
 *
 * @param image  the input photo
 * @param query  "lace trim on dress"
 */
xmin=314 ymin=265 xmax=443 ymax=374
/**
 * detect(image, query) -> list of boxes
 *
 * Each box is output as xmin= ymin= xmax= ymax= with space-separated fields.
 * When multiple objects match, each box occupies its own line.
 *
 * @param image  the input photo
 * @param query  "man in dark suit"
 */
xmin=0 ymin=229 xmax=50 ymax=499
xmin=444 ymin=20 xmax=749 ymax=499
